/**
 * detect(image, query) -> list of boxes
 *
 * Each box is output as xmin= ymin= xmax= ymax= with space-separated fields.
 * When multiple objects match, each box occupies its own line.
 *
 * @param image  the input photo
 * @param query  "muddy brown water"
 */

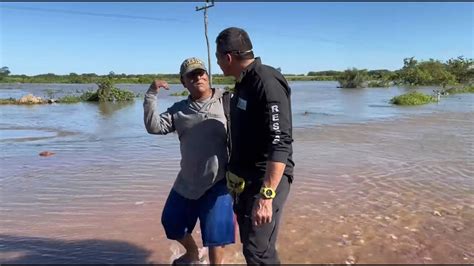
xmin=1 ymin=82 xmax=472 ymax=263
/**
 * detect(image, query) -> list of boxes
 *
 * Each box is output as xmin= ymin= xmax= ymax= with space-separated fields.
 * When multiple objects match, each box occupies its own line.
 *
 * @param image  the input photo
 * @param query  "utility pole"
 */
xmin=196 ymin=0 xmax=215 ymax=88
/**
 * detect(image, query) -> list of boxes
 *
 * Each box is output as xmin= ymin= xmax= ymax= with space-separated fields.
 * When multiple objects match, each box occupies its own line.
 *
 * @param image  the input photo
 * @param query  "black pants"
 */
xmin=234 ymin=175 xmax=291 ymax=265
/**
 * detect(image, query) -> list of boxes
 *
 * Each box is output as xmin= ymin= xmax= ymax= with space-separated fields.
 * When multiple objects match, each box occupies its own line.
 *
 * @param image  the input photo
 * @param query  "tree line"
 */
xmin=336 ymin=56 xmax=473 ymax=88
xmin=1 ymin=56 xmax=472 ymax=87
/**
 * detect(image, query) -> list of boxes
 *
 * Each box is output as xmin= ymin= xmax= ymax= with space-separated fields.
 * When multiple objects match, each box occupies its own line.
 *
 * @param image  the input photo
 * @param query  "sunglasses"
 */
xmin=185 ymin=69 xmax=206 ymax=79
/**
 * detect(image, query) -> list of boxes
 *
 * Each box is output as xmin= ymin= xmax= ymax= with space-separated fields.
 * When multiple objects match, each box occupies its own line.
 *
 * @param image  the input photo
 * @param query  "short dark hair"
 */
xmin=216 ymin=27 xmax=254 ymax=60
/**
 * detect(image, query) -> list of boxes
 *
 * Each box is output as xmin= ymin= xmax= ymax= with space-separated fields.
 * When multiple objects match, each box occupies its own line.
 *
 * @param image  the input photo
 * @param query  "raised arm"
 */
xmin=143 ymin=80 xmax=175 ymax=135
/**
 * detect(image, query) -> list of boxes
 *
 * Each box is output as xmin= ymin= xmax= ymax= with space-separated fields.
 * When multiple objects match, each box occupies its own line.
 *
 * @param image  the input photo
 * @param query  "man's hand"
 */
xmin=252 ymin=197 xmax=273 ymax=227
xmin=149 ymin=80 xmax=170 ymax=92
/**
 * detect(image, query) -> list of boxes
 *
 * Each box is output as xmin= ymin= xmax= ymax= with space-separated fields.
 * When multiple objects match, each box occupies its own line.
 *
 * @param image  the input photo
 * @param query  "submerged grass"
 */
xmin=58 ymin=95 xmax=82 ymax=103
xmin=0 ymin=98 xmax=18 ymax=104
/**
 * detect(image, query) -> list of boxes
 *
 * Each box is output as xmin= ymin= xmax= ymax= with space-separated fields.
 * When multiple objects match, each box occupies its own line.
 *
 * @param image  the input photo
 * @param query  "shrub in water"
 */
xmin=390 ymin=91 xmax=435 ymax=105
xmin=337 ymin=68 xmax=368 ymax=88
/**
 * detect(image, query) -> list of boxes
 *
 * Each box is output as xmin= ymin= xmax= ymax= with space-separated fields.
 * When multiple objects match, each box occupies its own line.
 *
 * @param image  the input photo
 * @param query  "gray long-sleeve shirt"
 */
xmin=144 ymin=88 xmax=228 ymax=199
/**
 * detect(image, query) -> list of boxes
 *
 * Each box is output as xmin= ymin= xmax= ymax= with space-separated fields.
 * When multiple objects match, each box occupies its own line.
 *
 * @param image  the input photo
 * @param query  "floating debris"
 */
xmin=388 ymin=234 xmax=398 ymax=240
xmin=19 ymin=94 xmax=44 ymax=104
xmin=39 ymin=151 xmax=55 ymax=157
xmin=433 ymin=210 xmax=442 ymax=217
xmin=134 ymin=201 xmax=145 ymax=205
xmin=454 ymin=226 xmax=464 ymax=232
xmin=345 ymin=255 xmax=356 ymax=265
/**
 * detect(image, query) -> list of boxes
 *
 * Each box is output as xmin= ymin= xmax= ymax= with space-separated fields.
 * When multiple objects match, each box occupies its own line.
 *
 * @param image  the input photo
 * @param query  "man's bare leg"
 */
xmin=176 ymin=233 xmax=200 ymax=261
xmin=209 ymin=245 xmax=225 ymax=265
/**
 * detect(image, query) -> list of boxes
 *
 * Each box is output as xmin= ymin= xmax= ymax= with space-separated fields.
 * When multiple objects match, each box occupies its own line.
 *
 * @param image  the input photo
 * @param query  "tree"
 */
xmin=418 ymin=60 xmax=455 ymax=86
xmin=445 ymin=56 xmax=474 ymax=84
xmin=368 ymin=69 xmax=391 ymax=79
xmin=337 ymin=68 xmax=368 ymax=88
xmin=398 ymin=57 xmax=456 ymax=86
xmin=403 ymin=57 xmax=418 ymax=68
xmin=0 ymin=66 xmax=11 ymax=80
xmin=307 ymin=70 xmax=341 ymax=76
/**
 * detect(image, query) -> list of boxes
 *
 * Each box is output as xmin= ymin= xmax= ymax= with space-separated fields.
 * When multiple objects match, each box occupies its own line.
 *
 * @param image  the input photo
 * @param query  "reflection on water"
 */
xmin=98 ymin=101 xmax=135 ymax=117
xmin=0 ymin=82 xmax=473 ymax=263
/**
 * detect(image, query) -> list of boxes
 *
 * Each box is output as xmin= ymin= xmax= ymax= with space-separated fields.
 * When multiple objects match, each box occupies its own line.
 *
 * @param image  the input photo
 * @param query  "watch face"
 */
xmin=265 ymin=190 xmax=272 ymax=197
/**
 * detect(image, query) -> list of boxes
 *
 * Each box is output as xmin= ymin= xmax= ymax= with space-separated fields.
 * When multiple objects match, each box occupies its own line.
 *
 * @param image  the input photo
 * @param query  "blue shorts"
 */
xmin=161 ymin=179 xmax=235 ymax=247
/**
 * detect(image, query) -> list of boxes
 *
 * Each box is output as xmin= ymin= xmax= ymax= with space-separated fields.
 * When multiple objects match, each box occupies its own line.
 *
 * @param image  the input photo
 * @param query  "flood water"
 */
xmin=1 ymin=82 xmax=473 ymax=263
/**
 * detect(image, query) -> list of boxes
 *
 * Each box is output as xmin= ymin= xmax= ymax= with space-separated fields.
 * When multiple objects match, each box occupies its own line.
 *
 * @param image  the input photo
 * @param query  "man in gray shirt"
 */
xmin=144 ymin=57 xmax=234 ymax=265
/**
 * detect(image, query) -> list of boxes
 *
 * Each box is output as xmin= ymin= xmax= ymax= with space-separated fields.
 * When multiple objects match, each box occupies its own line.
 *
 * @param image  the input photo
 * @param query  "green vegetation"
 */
xmin=0 ymin=77 xmax=135 ymax=105
xmin=337 ymin=68 xmax=368 ymax=88
xmin=390 ymin=91 xmax=436 ymax=105
xmin=367 ymin=80 xmax=390 ymax=88
xmin=396 ymin=57 xmax=457 ymax=86
xmin=307 ymin=70 xmax=341 ymax=77
xmin=95 ymin=78 xmax=135 ymax=101
xmin=378 ymin=85 xmax=472 ymax=106
xmin=1 ymin=56 xmax=472 ymax=88
xmin=68 ymin=77 xmax=135 ymax=102
xmin=170 ymin=90 xmax=190 ymax=97
xmin=285 ymin=75 xmax=334 ymax=81
xmin=445 ymin=85 xmax=474 ymax=95
xmin=0 ymin=98 xmax=17 ymax=104
xmin=57 ymin=95 xmax=82 ymax=103
xmin=212 ymin=75 xmax=235 ymax=84
xmin=367 ymin=70 xmax=393 ymax=87
xmin=224 ymin=85 xmax=235 ymax=92
xmin=0 ymin=67 xmax=11 ymax=81
xmin=445 ymin=56 xmax=474 ymax=84
xmin=331 ymin=56 xmax=472 ymax=89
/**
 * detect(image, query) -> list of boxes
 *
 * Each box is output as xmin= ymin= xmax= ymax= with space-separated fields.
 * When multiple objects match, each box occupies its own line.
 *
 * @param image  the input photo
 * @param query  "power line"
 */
xmin=2 ymin=5 xmax=186 ymax=23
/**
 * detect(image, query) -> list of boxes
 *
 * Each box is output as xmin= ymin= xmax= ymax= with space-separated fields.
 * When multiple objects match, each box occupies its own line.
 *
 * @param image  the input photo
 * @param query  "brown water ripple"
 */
xmin=1 ymin=112 xmax=473 ymax=263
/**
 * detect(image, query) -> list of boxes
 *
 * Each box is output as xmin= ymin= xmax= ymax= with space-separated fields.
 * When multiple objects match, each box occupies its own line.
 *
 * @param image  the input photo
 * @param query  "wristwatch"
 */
xmin=260 ymin=187 xmax=276 ymax=199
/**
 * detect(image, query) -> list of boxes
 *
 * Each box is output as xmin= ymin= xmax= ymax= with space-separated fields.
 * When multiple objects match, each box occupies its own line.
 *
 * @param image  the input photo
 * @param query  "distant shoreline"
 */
xmin=0 ymin=75 xmax=337 ymax=85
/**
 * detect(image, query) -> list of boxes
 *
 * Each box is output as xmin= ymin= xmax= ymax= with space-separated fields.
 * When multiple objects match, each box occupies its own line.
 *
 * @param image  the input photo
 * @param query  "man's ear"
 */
xmin=226 ymin=53 xmax=233 ymax=64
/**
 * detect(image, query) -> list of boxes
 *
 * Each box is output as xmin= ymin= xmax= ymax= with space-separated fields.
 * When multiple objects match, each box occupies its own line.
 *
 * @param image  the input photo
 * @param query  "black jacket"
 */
xmin=229 ymin=58 xmax=294 ymax=181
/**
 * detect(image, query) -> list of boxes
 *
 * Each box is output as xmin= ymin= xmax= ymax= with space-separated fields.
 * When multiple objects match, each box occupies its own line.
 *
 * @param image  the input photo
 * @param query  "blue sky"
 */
xmin=1 ymin=2 xmax=472 ymax=75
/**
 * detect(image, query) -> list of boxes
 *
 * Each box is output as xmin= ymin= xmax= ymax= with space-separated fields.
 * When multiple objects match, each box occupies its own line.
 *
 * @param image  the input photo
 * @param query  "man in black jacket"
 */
xmin=215 ymin=27 xmax=295 ymax=265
